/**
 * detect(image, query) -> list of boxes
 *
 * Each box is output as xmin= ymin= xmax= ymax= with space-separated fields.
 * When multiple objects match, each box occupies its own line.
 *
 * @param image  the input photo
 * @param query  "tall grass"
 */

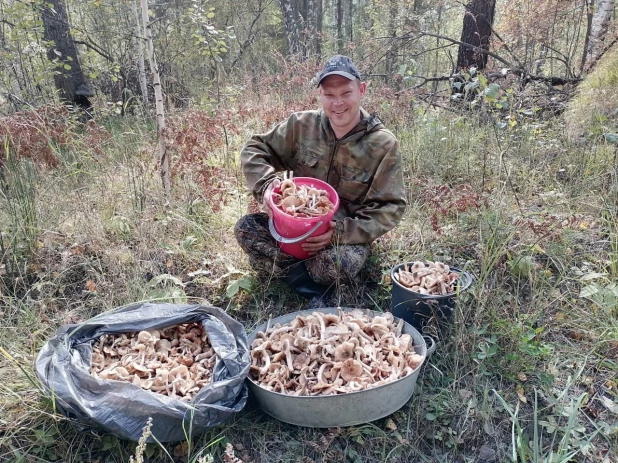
xmin=0 ymin=151 xmax=39 ymax=287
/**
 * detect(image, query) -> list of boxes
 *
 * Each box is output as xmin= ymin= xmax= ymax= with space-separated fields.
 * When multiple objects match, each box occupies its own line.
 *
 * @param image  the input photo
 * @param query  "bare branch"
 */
xmin=73 ymin=39 xmax=114 ymax=62
xmin=412 ymin=30 xmax=515 ymax=69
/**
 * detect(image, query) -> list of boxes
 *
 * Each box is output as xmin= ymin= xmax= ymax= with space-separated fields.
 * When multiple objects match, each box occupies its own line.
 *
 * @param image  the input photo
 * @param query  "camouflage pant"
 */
xmin=234 ymin=213 xmax=369 ymax=285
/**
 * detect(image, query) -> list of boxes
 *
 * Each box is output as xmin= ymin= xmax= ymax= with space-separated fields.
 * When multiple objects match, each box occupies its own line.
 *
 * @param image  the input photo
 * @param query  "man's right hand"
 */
xmin=262 ymin=178 xmax=281 ymax=217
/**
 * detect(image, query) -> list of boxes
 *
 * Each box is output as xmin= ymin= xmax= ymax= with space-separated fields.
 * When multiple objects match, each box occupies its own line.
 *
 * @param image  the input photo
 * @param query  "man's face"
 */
xmin=319 ymin=75 xmax=366 ymax=137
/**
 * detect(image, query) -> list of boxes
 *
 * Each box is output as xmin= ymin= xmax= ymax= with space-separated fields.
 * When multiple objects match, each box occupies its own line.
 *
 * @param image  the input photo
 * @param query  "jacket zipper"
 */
xmin=324 ymin=114 xmax=378 ymax=184
xmin=325 ymin=139 xmax=339 ymax=184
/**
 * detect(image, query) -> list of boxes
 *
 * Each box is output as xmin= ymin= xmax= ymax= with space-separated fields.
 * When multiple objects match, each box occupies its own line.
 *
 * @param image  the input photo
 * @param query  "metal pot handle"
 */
xmin=268 ymin=217 xmax=323 ymax=244
xmin=423 ymin=335 xmax=437 ymax=358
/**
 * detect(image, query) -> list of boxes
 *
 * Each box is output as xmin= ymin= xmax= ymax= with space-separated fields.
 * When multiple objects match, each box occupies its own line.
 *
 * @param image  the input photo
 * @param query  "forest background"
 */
xmin=1 ymin=0 xmax=618 ymax=462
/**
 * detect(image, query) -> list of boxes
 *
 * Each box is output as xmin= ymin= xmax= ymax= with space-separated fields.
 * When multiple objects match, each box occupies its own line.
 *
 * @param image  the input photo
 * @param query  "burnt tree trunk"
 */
xmin=456 ymin=0 xmax=496 ymax=70
xmin=41 ymin=0 xmax=93 ymax=114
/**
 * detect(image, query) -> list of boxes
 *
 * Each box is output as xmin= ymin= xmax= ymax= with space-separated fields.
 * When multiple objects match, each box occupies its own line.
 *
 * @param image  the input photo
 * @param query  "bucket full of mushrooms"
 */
xmin=246 ymin=307 xmax=436 ymax=428
xmin=391 ymin=261 xmax=473 ymax=333
xmin=267 ymin=175 xmax=339 ymax=259
xmin=35 ymin=303 xmax=251 ymax=442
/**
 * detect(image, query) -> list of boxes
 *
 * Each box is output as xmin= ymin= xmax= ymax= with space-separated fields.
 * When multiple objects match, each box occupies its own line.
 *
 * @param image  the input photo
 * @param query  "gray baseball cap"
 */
xmin=316 ymin=55 xmax=361 ymax=86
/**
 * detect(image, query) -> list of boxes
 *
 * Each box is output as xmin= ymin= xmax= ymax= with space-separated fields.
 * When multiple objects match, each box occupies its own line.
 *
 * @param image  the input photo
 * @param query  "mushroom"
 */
xmin=274 ymin=179 xmax=335 ymax=218
xmin=395 ymin=260 xmax=460 ymax=295
xmin=90 ymin=322 xmax=215 ymax=400
xmin=249 ymin=310 xmax=424 ymax=396
xmin=334 ymin=341 xmax=355 ymax=362
xmin=340 ymin=359 xmax=364 ymax=382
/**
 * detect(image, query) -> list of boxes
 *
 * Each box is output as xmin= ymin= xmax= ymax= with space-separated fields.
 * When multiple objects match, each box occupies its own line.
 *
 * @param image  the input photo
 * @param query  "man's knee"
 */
xmin=306 ymin=245 xmax=370 ymax=285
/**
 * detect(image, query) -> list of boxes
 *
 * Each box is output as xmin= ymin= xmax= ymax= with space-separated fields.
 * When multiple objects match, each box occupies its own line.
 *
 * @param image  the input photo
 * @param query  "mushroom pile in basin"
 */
xmin=250 ymin=309 xmax=425 ymax=395
xmin=90 ymin=323 xmax=215 ymax=401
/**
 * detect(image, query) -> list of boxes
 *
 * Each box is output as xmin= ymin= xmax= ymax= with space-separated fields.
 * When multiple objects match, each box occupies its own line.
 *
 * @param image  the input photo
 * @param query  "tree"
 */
xmin=141 ymin=0 xmax=170 ymax=195
xmin=41 ymin=0 xmax=93 ymax=114
xmin=280 ymin=0 xmax=303 ymax=56
xmin=456 ymin=0 xmax=496 ymax=71
xmin=336 ymin=0 xmax=344 ymax=53
xmin=584 ymin=0 xmax=616 ymax=71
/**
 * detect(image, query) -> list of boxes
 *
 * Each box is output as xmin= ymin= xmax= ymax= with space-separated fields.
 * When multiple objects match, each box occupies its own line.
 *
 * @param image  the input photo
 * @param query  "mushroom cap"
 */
xmin=293 ymin=352 xmax=311 ymax=370
xmin=334 ymin=341 xmax=355 ymax=362
xmin=137 ymin=331 xmax=154 ymax=344
xmin=340 ymin=358 xmax=364 ymax=382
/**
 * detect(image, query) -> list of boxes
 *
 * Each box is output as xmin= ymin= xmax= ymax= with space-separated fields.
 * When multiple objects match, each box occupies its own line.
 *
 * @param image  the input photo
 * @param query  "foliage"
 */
xmin=420 ymin=183 xmax=489 ymax=234
xmin=0 ymin=106 xmax=109 ymax=168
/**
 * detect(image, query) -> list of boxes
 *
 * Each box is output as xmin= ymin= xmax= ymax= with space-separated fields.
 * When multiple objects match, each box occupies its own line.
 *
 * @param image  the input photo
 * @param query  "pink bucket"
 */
xmin=268 ymin=177 xmax=339 ymax=259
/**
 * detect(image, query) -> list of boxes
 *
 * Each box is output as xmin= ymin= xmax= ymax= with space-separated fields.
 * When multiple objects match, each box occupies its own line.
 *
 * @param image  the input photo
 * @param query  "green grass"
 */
xmin=1 ymin=79 xmax=618 ymax=463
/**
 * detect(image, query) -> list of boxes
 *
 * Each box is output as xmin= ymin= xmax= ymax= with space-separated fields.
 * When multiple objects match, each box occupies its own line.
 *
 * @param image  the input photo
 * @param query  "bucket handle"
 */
xmin=268 ymin=217 xmax=324 ymax=244
xmin=423 ymin=335 xmax=437 ymax=358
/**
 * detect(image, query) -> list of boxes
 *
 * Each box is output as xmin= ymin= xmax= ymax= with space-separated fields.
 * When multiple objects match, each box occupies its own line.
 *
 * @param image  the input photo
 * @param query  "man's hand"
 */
xmin=261 ymin=179 xmax=281 ymax=217
xmin=302 ymin=221 xmax=336 ymax=256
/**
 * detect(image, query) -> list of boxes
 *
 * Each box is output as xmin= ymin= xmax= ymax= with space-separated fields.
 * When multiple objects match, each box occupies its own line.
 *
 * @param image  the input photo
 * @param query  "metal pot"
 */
xmin=246 ymin=307 xmax=436 ymax=428
xmin=391 ymin=263 xmax=473 ymax=333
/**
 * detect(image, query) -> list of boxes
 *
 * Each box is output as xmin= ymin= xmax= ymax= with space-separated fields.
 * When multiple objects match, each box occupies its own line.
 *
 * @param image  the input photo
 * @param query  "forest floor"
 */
xmin=1 ymin=69 xmax=618 ymax=463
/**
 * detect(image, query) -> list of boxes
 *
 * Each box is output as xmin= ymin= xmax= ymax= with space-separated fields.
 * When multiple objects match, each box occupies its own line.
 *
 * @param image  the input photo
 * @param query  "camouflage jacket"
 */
xmin=241 ymin=108 xmax=407 ymax=245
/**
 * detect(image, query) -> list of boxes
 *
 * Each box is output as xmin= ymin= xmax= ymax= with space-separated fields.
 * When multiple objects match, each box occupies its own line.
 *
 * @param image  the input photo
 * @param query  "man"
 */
xmin=235 ymin=55 xmax=406 ymax=304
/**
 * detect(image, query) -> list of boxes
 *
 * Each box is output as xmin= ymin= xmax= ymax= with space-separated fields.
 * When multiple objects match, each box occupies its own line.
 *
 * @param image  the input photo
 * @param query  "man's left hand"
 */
xmin=302 ymin=221 xmax=336 ymax=256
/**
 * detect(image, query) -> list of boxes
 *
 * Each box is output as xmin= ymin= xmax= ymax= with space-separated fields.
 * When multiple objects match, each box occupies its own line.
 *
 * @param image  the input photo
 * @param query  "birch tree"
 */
xmin=584 ymin=0 xmax=616 ymax=71
xmin=140 ymin=0 xmax=170 ymax=195
xmin=280 ymin=0 xmax=303 ymax=56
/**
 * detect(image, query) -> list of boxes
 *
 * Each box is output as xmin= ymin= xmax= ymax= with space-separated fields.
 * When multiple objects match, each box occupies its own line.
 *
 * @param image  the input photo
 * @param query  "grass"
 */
xmin=1 ymin=75 xmax=618 ymax=463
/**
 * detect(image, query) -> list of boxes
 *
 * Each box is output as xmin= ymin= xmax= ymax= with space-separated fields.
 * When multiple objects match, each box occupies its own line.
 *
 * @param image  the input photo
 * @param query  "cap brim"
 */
xmin=318 ymin=71 xmax=358 ymax=85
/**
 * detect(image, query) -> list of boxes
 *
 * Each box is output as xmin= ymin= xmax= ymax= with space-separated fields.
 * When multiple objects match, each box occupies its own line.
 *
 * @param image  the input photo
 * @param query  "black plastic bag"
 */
xmin=35 ymin=303 xmax=251 ymax=442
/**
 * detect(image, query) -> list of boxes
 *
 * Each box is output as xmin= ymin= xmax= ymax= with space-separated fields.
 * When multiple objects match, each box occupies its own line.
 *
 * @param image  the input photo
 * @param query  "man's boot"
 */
xmin=283 ymin=262 xmax=333 ymax=301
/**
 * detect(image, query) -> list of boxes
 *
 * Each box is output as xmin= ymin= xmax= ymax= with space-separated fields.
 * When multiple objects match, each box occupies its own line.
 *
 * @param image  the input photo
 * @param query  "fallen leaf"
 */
xmin=516 ymin=385 xmax=527 ymax=403
xmin=517 ymin=372 xmax=527 ymax=382
xmin=385 ymin=418 xmax=397 ymax=431
xmin=173 ymin=441 xmax=189 ymax=458
xmin=601 ymin=396 xmax=618 ymax=414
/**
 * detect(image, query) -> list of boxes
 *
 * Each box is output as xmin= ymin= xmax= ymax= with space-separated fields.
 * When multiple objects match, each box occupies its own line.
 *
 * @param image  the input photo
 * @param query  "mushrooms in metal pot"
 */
xmin=249 ymin=310 xmax=425 ymax=395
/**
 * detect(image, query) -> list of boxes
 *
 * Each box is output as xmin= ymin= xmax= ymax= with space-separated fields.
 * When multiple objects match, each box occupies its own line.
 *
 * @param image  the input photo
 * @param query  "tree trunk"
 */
xmin=385 ymin=0 xmax=397 ymax=83
xmin=316 ymin=0 xmax=323 ymax=59
xmin=336 ymin=0 xmax=344 ymax=53
xmin=140 ymin=0 xmax=170 ymax=196
xmin=40 ymin=0 xmax=93 ymax=114
xmin=345 ymin=0 xmax=353 ymax=43
xmin=306 ymin=0 xmax=316 ymax=58
xmin=584 ymin=0 xmax=615 ymax=71
xmin=131 ymin=0 xmax=148 ymax=105
xmin=580 ymin=0 xmax=595 ymax=73
xmin=456 ymin=0 xmax=496 ymax=70
xmin=279 ymin=0 xmax=303 ymax=56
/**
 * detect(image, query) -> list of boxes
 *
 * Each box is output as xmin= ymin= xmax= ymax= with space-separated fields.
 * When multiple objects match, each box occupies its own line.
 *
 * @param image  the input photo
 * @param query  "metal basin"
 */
xmin=246 ymin=307 xmax=436 ymax=428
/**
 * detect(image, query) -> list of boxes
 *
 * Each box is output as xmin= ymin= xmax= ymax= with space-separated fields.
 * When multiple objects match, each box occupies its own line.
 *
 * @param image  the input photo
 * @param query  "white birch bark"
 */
xmin=132 ymin=0 xmax=148 ymax=105
xmin=140 ymin=0 xmax=170 ymax=196
xmin=585 ymin=0 xmax=616 ymax=71
xmin=279 ymin=0 xmax=302 ymax=56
